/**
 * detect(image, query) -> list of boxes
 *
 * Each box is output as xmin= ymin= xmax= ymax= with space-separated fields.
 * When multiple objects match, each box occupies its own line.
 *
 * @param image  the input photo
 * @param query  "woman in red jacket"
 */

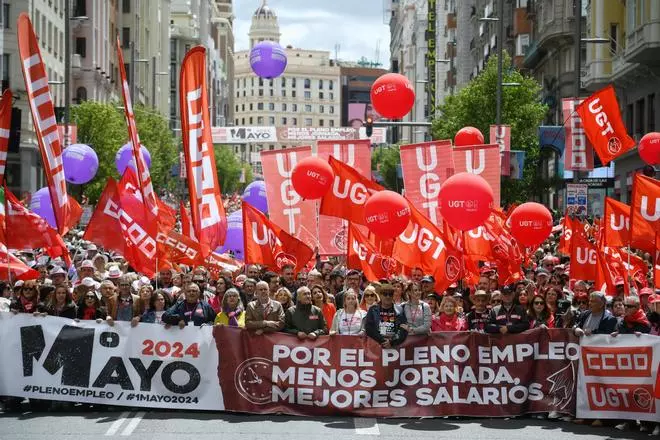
xmin=432 ymin=295 xmax=467 ymax=331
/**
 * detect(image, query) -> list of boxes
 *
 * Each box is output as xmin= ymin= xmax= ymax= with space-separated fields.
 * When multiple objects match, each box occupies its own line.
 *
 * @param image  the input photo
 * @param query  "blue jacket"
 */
xmin=575 ymin=309 xmax=618 ymax=334
xmin=365 ymin=304 xmax=408 ymax=346
xmin=162 ymin=300 xmax=216 ymax=326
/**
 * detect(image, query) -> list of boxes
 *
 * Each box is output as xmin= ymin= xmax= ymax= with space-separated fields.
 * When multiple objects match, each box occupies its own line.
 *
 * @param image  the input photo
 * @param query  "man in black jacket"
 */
xmin=485 ymin=284 xmax=529 ymax=334
xmin=284 ymin=286 xmax=326 ymax=340
xmin=365 ymin=284 xmax=408 ymax=348
xmin=574 ymin=291 xmax=618 ymax=336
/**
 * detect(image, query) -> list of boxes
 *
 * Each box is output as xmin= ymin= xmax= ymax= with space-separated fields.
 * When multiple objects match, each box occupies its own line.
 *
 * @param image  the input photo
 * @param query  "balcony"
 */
xmin=170 ymin=24 xmax=199 ymax=40
xmin=536 ymin=18 xmax=576 ymax=51
xmin=583 ymin=43 xmax=615 ymax=91
xmin=624 ymin=21 xmax=660 ymax=64
xmin=523 ymin=41 xmax=547 ymax=69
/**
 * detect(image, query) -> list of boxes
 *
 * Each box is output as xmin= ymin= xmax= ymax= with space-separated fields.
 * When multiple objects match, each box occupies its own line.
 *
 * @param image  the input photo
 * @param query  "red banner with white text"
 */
xmin=317 ymin=140 xmax=372 ymax=255
xmin=216 ymin=326 xmax=580 ymax=417
xmin=261 ymin=147 xmax=318 ymax=249
xmin=17 ymin=13 xmax=81 ymax=234
xmin=399 ymin=140 xmax=453 ymax=226
xmin=347 ymin=223 xmax=401 ymax=281
xmin=562 ymin=98 xmax=595 ymax=172
xmin=452 ymin=144 xmax=501 ymax=208
xmin=179 ymin=46 xmax=227 ymax=253
xmin=0 ymin=89 xmax=12 ymax=186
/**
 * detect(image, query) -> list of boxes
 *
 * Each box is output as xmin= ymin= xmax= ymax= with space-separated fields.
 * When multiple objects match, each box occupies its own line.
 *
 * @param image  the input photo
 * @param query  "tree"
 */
xmin=371 ymin=145 xmax=401 ymax=191
xmin=71 ymin=102 xmax=178 ymax=202
xmin=213 ymin=145 xmax=253 ymax=194
xmin=431 ymin=52 xmax=549 ymax=205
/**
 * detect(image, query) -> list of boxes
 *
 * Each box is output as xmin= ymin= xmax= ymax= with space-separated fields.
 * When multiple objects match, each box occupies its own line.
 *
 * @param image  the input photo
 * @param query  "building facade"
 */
xmin=232 ymin=1 xmax=341 ymax=169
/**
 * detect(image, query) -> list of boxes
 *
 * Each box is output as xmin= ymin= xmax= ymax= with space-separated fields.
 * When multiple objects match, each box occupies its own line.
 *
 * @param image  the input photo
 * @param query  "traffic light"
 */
xmin=365 ymin=116 xmax=373 ymax=138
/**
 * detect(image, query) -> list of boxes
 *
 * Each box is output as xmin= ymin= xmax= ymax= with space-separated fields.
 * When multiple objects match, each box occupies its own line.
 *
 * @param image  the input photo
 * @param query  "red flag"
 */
xmin=5 ymin=187 xmax=70 ymax=265
xmin=179 ymin=47 xmax=227 ymax=253
xmin=630 ymin=174 xmax=660 ymax=248
xmin=156 ymin=229 xmax=204 ymax=267
xmin=399 ymin=140 xmax=453 ymax=226
xmin=603 ymin=197 xmax=654 ymax=252
xmin=452 ymin=144 xmax=501 ymax=207
xmin=205 ymin=251 xmax=242 ymax=280
xmin=392 ymin=203 xmax=462 ymax=293
xmin=317 ymin=140 xmax=371 ymax=255
xmin=260 ymin=146 xmax=318 ymax=249
xmin=570 ymin=232 xmax=598 ymax=281
xmin=242 ymin=202 xmax=314 ymax=273
xmin=594 ymin=247 xmax=616 ymax=295
xmin=575 ymin=85 xmax=636 ymax=165
xmin=320 ymin=156 xmax=384 ymax=226
xmin=347 ymin=223 xmax=401 ymax=281
xmin=82 ymin=178 xmax=126 ymax=255
xmin=0 ymin=243 xmax=39 ymax=280
xmin=558 ymin=216 xmax=583 ymax=255
xmin=17 ymin=14 xmax=81 ymax=234
xmin=115 ymin=36 xmax=158 ymax=222
xmin=490 ymin=125 xmax=511 ymax=176
xmin=180 ymin=201 xmax=197 ymax=240
xmin=463 ymin=225 xmax=495 ymax=260
xmin=562 ymin=97 xmax=595 ymax=171
xmin=0 ymin=89 xmax=12 ymax=186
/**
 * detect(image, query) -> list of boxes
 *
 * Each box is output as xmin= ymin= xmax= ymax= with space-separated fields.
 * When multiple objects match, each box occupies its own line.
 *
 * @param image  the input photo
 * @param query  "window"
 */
xmin=249 ymin=117 xmax=253 ymax=124
xmin=269 ymin=79 xmax=273 ymax=87
xmin=259 ymin=89 xmax=264 ymax=96
xmin=122 ymin=0 xmax=130 ymax=13
xmin=268 ymin=103 xmax=275 ymax=111
xmin=305 ymin=104 xmax=312 ymax=112
xmin=304 ymin=78 xmax=311 ymax=89
xmin=249 ymin=103 xmax=253 ymax=110
xmin=281 ymin=77 xmax=286 ymax=87
xmin=636 ymin=99 xmax=645 ymax=135
xmin=251 ymin=77 xmax=255 ymax=86
xmin=627 ymin=0 xmax=636 ymax=31
xmin=75 ymin=87 xmax=87 ymax=103
xmin=516 ymin=34 xmax=530 ymax=56
xmin=320 ymin=105 xmax=324 ymax=113
xmin=292 ymin=78 xmax=297 ymax=87
xmin=282 ymin=117 xmax=287 ymax=125
xmin=235 ymin=105 xmax=239 ymax=112
xmin=329 ymin=80 xmax=334 ymax=90
xmin=610 ymin=23 xmax=619 ymax=53
xmin=122 ymin=27 xmax=130 ymax=48
xmin=319 ymin=80 xmax=324 ymax=89
xmin=282 ymin=103 xmax=287 ymax=111
xmin=282 ymin=90 xmax=286 ymax=97
xmin=329 ymin=106 xmax=335 ymax=114
xmin=305 ymin=118 xmax=313 ymax=127
xmin=2 ymin=53 xmax=9 ymax=90
xmin=257 ymin=103 xmax=264 ymax=110
xmin=259 ymin=78 xmax=264 ymax=87
xmin=258 ymin=116 xmax=264 ymax=124
xmin=75 ymin=37 xmax=86 ymax=57
xmin=292 ymin=91 xmax=296 ymax=98
xmin=329 ymin=119 xmax=335 ymax=127
xmin=243 ymin=78 xmax=247 ymax=87
xmin=269 ymin=117 xmax=275 ymax=125
xmin=235 ymin=119 xmax=239 ymax=125
xmin=626 ymin=103 xmax=633 ymax=134
xmin=330 ymin=92 xmax=334 ymax=100
xmin=292 ymin=118 xmax=298 ymax=126
xmin=2 ymin=3 xmax=9 ymax=28
xmin=648 ymin=94 xmax=656 ymax=132
xmin=292 ymin=104 xmax=298 ymax=112
xmin=319 ymin=92 xmax=324 ymax=99
xmin=74 ymin=0 xmax=86 ymax=16
xmin=319 ymin=119 xmax=324 ymax=127
xmin=304 ymin=91 xmax=311 ymax=100
xmin=270 ymin=89 xmax=274 ymax=96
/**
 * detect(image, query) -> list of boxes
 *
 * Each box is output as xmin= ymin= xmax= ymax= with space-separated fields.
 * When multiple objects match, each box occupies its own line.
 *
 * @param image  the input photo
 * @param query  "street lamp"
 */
xmin=478 ymin=0 xmax=505 ymax=129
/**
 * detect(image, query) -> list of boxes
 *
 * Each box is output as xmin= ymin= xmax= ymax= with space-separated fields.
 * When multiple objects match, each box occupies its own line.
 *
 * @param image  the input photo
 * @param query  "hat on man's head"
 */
xmin=80 ymin=260 xmax=95 ymax=269
xmin=639 ymin=287 xmax=654 ymax=296
xmin=49 ymin=266 xmax=67 ymax=276
xmin=81 ymin=277 xmax=100 ymax=290
xmin=345 ymin=269 xmax=361 ymax=277
xmin=107 ymin=266 xmax=122 ymax=279
xmin=421 ymin=276 xmax=435 ymax=284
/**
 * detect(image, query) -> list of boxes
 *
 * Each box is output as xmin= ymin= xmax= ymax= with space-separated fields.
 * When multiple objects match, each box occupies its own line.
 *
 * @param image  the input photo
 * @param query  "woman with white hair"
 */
xmin=214 ymin=288 xmax=245 ymax=327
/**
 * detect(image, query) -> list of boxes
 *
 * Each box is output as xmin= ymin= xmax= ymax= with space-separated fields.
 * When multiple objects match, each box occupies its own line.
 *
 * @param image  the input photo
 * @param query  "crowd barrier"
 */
xmin=0 ymin=312 xmax=657 ymax=421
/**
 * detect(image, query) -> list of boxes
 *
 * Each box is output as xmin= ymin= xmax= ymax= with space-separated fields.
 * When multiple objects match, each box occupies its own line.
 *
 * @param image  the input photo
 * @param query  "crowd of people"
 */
xmin=1 ymin=230 xmax=659 ymax=434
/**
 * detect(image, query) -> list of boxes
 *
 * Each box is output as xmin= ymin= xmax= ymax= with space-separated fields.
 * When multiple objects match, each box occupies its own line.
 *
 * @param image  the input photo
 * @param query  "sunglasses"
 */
xmin=364 ymin=293 xmax=376 ymax=298
xmin=533 ymin=301 xmax=545 ymax=306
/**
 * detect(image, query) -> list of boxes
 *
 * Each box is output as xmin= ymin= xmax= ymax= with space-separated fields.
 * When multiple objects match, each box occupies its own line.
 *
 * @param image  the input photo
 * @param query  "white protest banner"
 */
xmin=576 ymin=334 xmax=660 ymax=422
xmin=0 ymin=312 xmax=224 ymax=410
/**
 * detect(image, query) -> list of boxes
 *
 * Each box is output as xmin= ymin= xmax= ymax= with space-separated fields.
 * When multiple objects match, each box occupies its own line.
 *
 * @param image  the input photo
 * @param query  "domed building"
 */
xmin=231 ymin=0 xmax=342 ymax=172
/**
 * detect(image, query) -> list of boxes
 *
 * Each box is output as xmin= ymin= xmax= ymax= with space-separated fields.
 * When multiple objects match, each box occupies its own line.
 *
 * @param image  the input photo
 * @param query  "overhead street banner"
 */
xmin=211 ymin=126 xmax=386 ymax=144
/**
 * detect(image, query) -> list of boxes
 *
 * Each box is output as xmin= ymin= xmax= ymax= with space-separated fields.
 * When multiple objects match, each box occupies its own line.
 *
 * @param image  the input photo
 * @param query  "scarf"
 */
xmin=83 ymin=306 xmax=97 ymax=320
xmin=623 ymin=309 xmax=650 ymax=329
xmin=20 ymin=296 xmax=37 ymax=313
xmin=437 ymin=313 xmax=464 ymax=331
xmin=223 ymin=306 xmax=243 ymax=327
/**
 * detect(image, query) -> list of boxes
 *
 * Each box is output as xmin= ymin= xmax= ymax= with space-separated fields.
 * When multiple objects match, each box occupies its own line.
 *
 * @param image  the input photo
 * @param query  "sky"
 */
xmin=233 ymin=0 xmax=392 ymax=66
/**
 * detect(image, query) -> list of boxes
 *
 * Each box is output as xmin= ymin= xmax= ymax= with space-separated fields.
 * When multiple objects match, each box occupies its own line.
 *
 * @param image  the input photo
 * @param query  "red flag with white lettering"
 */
xmin=570 ymin=232 xmax=598 ymax=281
xmin=242 ymin=202 xmax=313 ymax=273
xmin=630 ymin=174 xmax=660 ymax=253
xmin=115 ymin=36 xmax=158 ymax=224
xmin=0 ymin=89 xmax=12 ymax=186
xmin=157 ymin=229 xmax=205 ymax=267
xmin=452 ymin=144 xmax=501 ymax=207
xmin=260 ymin=146 xmax=318 ymax=249
xmin=179 ymin=46 xmax=227 ymax=253
xmin=562 ymin=97 xmax=595 ymax=171
xmin=0 ymin=243 xmax=39 ymax=281
xmin=392 ymin=203 xmax=462 ymax=293
xmin=317 ymin=140 xmax=372 ymax=255
xmin=347 ymin=223 xmax=401 ymax=281
xmin=399 ymin=140 xmax=453 ymax=226
xmin=205 ymin=251 xmax=242 ymax=280
xmin=320 ymin=156 xmax=384 ymax=226
xmin=603 ymin=197 xmax=654 ymax=252
xmin=575 ymin=85 xmax=636 ymax=165
xmin=17 ymin=14 xmax=81 ymax=234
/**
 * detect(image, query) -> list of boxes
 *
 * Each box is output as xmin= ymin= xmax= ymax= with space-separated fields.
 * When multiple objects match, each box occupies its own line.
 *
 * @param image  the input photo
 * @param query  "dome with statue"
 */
xmin=254 ymin=0 xmax=276 ymax=19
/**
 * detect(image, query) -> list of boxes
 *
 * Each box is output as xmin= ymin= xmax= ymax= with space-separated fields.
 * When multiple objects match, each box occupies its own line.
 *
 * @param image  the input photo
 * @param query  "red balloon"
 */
xmin=370 ymin=73 xmax=415 ymax=119
xmin=364 ymin=191 xmax=412 ymax=239
xmin=454 ymin=126 xmax=485 ymax=147
xmin=438 ymin=173 xmax=493 ymax=231
xmin=509 ymin=202 xmax=553 ymax=247
xmin=638 ymin=132 xmax=660 ymax=166
xmin=291 ymin=157 xmax=334 ymax=200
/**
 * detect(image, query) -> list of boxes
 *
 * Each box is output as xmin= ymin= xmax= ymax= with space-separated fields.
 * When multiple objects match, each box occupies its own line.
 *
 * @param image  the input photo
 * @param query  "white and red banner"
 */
xmin=260 ymin=146 xmax=318 ymax=249
xmin=489 ymin=125 xmax=511 ymax=176
xmin=179 ymin=46 xmax=227 ymax=253
xmin=399 ymin=140 xmax=453 ymax=226
xmin=17 ymin=13 xmax=81 ymax=234
xmin=0 ymin=89 xmax=12 ymax=185
xmin=115 ymin=36 xmax=158 ymax=222
xmin=452 ymin=144 xmax=501 ymax=207
xmin=562 ymin=98 xmax=595 ymax=171
xmin=577 ymin=334 xmax=660 ymax=422
xmin=316 ymin=140 xmax=372 ymax=255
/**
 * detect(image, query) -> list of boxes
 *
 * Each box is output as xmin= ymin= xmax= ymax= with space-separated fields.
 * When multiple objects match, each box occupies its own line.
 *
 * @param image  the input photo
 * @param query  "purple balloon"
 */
xmin=219 ymin=211 xmax=244 ymax=260
xmin=29 ymin=187 xmax=57 ymax=229
xmin=242 ymin=180 xmax=268 ymax=214
xmin=250 ymin=41 xmax=287 ymax=79
xmin=115 ymin=142 xmax=152 ymax=175
xmin=62 ymin=143 xmax=99 ymax=184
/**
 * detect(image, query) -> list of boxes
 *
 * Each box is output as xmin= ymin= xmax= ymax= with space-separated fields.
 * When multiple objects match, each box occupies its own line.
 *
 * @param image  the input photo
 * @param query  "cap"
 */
xmin=614 ymin=276 xmax=625 ymax=286
xmin=480 ymin=267 xmax=494 ymax=275
xmin=345 ymin=269 xmax=361 ymax=277
xmin=107 ymin=266 xmax=122 ymax=279
xmin=421 ymin=276 xmax=435 ymax=283
xmin=49 ymin=266 xmax=67 ymax=276
xmin=426 ymin=293 xmax=443 ymax=301
xmin=80 ymin=260 xmax=95 ymax=269
xmin=14 ymin=280 xmax=24 ymax=288
xmin=648 ymin=294 xmax=660 ymax=304
xmin=639 ymin=287 xmax=654 ymax=296
xmin=473 ymin=290 xmax=488 ymax=297
xmin=81 ymin=277 xmax=100 ymax=289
